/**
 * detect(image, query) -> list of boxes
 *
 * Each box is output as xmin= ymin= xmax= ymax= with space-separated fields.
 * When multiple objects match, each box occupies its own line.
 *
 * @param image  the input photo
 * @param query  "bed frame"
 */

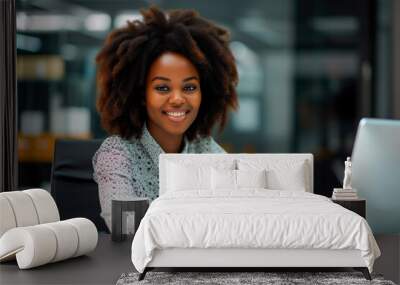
xmin=138 ymin=154 xmax=372 ymax=281
xmin=139 ymin=248 xmax=371 ymax=280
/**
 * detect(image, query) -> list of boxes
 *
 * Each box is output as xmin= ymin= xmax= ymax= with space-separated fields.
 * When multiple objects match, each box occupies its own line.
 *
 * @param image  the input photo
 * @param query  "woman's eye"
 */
xmin=155 ymin=85 xmax=170 ymax=93
xmin=183 ymin=85 xmax=197 ymax=92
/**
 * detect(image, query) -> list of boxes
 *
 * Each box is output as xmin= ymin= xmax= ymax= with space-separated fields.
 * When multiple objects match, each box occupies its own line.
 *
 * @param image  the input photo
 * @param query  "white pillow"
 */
xmin=211 ymin=168 xmax=236 ymax=190
xmin=167 ymin=162 xmax=211 ymax=191
xmin=165 ymin=158 xmax=236 ymax=193
xmin=267 ymin=165 xmax=306 ymax=191
xmin=237 ymin=169 xmax=267 ymax=189
xmin=237 ymin=159 xmax=308 ymax=191
xmin=211 ymin=168 xmax=267 ymax=190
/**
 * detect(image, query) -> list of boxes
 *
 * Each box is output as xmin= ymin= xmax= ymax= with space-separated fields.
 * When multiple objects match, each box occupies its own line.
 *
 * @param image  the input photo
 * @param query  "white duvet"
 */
xmin=131 ymin=190 xmax=380 ymax=273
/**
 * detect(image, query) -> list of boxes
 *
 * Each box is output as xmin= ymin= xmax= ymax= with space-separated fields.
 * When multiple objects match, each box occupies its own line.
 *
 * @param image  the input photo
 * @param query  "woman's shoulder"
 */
xmin=96 ymin=135 xmax=128 ymax=153
xmin=93 ymin=135 xmax=140 ymax=165
xmin=92 ymin=136 xmax=133 ymax=182
xmin=190 ymin=136 xmax=227 ymax=153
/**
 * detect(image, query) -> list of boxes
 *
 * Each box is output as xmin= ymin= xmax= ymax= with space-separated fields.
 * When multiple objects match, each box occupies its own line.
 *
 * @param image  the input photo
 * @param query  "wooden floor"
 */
xmin=0 ymin=234 xmax=398 ymax=284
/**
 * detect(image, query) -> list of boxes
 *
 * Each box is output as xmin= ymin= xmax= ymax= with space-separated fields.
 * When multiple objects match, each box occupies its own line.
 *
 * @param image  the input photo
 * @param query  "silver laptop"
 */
xmin=352 ymin=118 xmax=400 ymax=234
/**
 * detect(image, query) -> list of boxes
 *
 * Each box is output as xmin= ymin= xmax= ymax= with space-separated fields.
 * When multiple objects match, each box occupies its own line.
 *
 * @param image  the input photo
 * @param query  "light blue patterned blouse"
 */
xmin=92 ymin=123 xmax=226 ymax=230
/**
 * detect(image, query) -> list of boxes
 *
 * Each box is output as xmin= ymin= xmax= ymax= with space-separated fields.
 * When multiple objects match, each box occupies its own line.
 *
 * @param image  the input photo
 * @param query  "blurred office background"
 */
xmin=16 ymin=0 xmax=398 ymax=196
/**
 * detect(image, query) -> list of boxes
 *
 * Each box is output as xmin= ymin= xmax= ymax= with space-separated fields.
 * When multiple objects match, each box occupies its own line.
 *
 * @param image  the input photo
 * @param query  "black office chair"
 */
xmin=50 ymin=139 xmax=109 ymax=232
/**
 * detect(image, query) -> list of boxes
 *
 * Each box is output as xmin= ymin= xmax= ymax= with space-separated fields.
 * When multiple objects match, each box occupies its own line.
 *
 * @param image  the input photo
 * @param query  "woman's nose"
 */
xmin=169 ymin=91 xmax=185 ymax=105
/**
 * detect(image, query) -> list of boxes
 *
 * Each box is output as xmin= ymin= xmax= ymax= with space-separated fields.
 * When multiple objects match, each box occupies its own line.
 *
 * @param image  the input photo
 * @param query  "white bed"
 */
xmin=131 ymin=154 xmax=380 ymax=280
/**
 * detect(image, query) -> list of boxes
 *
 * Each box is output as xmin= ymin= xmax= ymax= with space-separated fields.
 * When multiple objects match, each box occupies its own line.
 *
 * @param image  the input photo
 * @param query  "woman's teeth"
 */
xmin=166 ymin=112 xmax=186 ymax=117
xmin=164 ymin=111 xmax=188 ymax=122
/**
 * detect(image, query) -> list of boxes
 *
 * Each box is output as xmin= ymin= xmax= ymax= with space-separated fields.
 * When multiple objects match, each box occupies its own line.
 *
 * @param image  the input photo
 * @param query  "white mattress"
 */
xmin=131 ymin=190 xmax=380 ymax=273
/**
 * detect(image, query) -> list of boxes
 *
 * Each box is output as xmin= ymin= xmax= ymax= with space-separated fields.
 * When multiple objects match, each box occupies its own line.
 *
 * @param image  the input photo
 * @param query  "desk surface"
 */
xmin=0 ymin=233 xmax=133 ymax=285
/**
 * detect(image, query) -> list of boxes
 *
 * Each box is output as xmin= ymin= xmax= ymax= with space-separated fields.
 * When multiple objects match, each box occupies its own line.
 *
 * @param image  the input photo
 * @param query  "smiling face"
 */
xmin=145 ymin=52 xmax=202 ymax=141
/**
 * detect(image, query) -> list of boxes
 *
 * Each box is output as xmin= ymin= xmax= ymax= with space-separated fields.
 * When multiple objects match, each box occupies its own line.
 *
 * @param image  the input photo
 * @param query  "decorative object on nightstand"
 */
xmin=332 ymin=188 xmax=359 ymax=200
xmin=343 ymin=157 xmax=353 ymax=190
xmin=111 ymin=198 xmax=149 ymax=242
xmin=331 ymin=198 xmax=366 ymax=218
xmin=332 ymin=157 xmax=359 ymax=200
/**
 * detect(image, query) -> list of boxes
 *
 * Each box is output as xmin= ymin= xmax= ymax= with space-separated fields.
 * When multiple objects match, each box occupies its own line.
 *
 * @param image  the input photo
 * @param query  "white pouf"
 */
xmin=0 ymin=218 xmax=98 ymax=269
xmin=0 ymin=189 xmax=98 ymax=269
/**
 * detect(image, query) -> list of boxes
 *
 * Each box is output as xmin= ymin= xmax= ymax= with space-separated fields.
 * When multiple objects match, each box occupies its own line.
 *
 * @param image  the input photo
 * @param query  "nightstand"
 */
xmin=111 ymin=198 xmax=150 ymax=242
xmin=331 ymin=198 xmax=366 ymax=218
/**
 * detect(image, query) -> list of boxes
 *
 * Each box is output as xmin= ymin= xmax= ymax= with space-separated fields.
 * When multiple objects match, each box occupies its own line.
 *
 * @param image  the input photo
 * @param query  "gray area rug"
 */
xmin=116 ymin=271 xmax=396 ymax=285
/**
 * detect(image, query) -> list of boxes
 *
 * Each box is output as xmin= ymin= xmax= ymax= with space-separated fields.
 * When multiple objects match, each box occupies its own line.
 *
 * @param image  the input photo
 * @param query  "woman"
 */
xmin=93 ymin=6 xmax=239 ymax=231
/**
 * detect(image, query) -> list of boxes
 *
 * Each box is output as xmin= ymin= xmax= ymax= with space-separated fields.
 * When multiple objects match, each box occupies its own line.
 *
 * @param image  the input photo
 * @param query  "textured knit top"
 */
xmin=92 ymin=123 xmax=226 ymax=231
